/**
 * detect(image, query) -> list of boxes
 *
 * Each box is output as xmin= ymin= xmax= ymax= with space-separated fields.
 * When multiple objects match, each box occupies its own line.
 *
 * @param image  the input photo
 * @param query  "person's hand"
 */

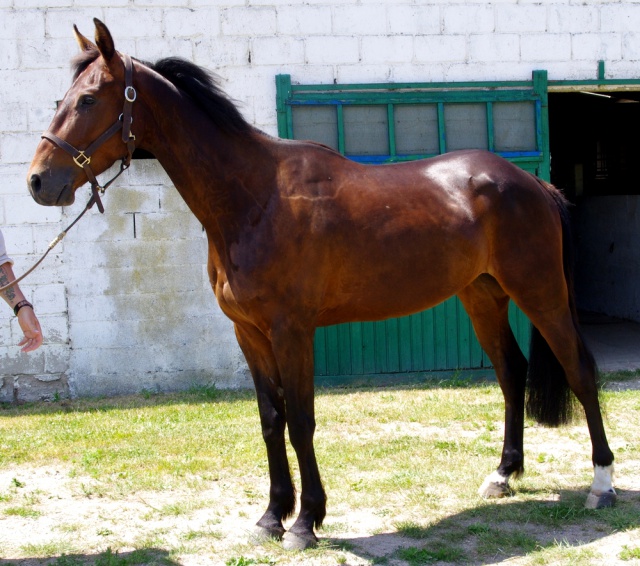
xmin=17 ymin=307 xmax=43 ymax=352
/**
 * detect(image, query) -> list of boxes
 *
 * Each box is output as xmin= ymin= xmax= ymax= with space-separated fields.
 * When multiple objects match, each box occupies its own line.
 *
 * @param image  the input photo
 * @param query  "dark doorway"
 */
xmin=549 ymin=91 xmax=640 ymax=324
xmin=549 ymin=91 xmax=640 ymax=199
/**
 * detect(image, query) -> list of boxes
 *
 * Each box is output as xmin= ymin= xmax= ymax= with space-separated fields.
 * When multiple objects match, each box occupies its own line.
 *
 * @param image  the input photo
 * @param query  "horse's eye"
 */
xmin=80 ymin=95 xmax=96 ymax=107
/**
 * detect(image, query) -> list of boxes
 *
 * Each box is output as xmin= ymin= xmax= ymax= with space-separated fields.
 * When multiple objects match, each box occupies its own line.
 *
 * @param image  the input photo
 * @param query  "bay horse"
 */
xmin=27 ymin=19 xmax=615 ymax=550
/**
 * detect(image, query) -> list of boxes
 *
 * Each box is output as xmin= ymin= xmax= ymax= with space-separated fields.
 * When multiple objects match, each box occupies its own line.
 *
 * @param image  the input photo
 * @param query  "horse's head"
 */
xmin=27 ymin=19 xmax=136 ymax=207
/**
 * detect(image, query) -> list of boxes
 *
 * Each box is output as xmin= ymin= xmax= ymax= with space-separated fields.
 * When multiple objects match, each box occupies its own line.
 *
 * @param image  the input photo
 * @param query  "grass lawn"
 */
xmin=0 ymin=372 xmax=639 ymax=565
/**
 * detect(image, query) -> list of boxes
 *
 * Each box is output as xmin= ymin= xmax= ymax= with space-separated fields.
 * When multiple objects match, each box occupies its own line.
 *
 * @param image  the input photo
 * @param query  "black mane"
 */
xmin=71 ymin=49 xmax=100 ymax=81
xmin=71 ymin=50 xmax=252 ymax=135
xmin=151 ymin=57 xmax=252 ymax=135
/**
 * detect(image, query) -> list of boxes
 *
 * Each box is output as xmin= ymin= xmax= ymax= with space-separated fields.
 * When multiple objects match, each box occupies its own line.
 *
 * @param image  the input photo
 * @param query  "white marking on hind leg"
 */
xmin=478 ymin=470 xmax=512 ymax=498
xmin=591 ymin=464 xmax=615 ymax=494
xmin=585 ymin=464 xmax=616 ymax=509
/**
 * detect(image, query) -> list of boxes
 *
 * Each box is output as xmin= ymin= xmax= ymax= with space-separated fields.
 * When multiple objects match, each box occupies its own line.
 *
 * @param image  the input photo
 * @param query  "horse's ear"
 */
xmin=73 ymin=25 xmax=96 ymax=53
xmin=93 ymin=18 xmax=115 ymax=62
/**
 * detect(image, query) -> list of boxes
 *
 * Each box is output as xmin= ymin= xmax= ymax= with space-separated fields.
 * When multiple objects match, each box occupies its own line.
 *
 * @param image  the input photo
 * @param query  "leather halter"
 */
xmin=41 ymin=53 xmax=137 ymax=214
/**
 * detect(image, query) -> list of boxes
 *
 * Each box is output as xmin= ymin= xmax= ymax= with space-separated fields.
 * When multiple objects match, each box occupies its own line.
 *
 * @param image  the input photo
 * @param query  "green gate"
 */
xmin=276 ymin=71 xmax=551 ymax=383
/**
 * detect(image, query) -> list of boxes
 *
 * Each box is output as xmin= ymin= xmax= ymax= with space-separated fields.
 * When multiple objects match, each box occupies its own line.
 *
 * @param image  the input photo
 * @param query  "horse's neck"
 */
xmin=138 ymin=76 xmax=274 ymax=238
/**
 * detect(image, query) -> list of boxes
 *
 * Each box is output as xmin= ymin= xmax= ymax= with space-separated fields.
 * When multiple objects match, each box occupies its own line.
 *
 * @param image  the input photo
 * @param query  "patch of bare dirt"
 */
xmin=0 ymin=463 xmax=639 ymax=565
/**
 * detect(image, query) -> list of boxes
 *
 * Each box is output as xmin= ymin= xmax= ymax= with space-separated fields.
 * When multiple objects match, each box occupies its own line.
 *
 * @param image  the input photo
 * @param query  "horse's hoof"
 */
xmin=252 ymin=524 xmax=285 ymax=544
xmin=478 ymin=470 xmax=512 ymax=499
xmin=478 ymin=476 xmax=511 ymax=499
xmin=585 ymin=490 xmax=617 ymax=509
xmin=282 ymin=530 xmax=318 ymax=551
xmin=479 ymin=481 xmax=510 ymax=498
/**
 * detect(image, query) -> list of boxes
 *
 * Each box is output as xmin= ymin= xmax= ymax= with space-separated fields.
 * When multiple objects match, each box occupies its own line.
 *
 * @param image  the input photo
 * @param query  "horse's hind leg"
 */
xmin=521 ymin=306 xmax=616 ymax=508
xmin=234 ymin=322 xmax=296 ymax=541
xmin=458 ymin=275 xmax=528 ymax=498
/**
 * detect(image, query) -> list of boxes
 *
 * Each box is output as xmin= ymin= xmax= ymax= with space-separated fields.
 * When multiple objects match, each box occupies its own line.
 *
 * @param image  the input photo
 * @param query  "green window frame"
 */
xmin=277 ymin=70 xmax=550 ymax=179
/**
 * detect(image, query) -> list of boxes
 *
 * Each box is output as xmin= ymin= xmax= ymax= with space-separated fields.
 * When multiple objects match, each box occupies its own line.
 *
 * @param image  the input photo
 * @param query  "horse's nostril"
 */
xmin=30 ymin=174 xmax=42 ymax=194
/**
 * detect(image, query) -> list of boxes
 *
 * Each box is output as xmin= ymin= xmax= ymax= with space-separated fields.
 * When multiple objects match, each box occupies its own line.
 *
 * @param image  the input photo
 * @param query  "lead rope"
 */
xmin=0 ymin=195 xmax=96 ymax=294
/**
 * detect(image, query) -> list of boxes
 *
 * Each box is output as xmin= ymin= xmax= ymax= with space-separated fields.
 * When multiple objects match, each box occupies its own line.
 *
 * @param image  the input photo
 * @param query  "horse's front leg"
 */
xmin=234 ymin=323 xmax=296 ymax=541
xmin=271 ymin=321 xmax=326 ymax=551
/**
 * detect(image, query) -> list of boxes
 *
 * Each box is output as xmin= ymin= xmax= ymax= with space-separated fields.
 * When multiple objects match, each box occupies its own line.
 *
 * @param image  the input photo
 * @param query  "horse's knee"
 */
xmin=259 ymin=403 xmax=286 ymax=440
xmin=262 ymin=421 xmax=285 ymax=445
xmin=287 ymin=414 xmax=316 ymax=448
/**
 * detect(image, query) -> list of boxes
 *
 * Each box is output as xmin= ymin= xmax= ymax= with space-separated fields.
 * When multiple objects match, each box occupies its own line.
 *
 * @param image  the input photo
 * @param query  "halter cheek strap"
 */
xmin=41 ymin=53 xmax=137 ymax=214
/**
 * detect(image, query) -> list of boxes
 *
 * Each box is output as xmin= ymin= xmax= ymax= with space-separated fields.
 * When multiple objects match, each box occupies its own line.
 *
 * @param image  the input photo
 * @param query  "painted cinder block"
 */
xmin=332 ymin=5 xmax=388 ymax=36
xmin=277 ymin=6 xmax=332 ymax=36
xmin=548 ymin=5 xmax=599 ymax=34
xmin=32 ymin=283 xmax=67 ymax=315
xmin=387 ymin=5 xmax=441 ymax=36
xmin=572 ymin=33 xmax=622 ymax=63
xmin=305 ymin=36 xmax=360 ymax=65
xmin=11 ymin=194 xmax=63 ymax=225
xmin=194 ymin=36 xmax=250 ymax=69
xmin=443 ymin=5 xmax=495 ymax=35
xmin=40 ymin=317 xmax=71 ymax=348
xmin=102 ymin=7 xmax=163 ymax=38
xmin=0 ymin=9 xmax=44 ymax=40
xmin=361 ymin=36 xmax=415 ymax=65
xmin=468 ymin=34 xmax=520 ymax=63
xmin=495 ymin=4 xmax=547 ymax=34
xmin=250 ymin=37 xmax=305 ymax=67
xmin=414 ymin=35 xmax=467 ymax=63
xmin=45 ymin=9 xmax=106 ymax=39
xmin=521 ymin=33 xmax=572 ymax=62
xmin=164 ymin=7 xmax=220 ymax=38
xmin=601 ymin=4 xmax=640 ymax=33
xmin=0 ymin=39 xmax=19 ymax=70
xmin=221 ymin=7 xmax=277 ymax=37
xmin=14 ymin=374 xmax=68 ymax=402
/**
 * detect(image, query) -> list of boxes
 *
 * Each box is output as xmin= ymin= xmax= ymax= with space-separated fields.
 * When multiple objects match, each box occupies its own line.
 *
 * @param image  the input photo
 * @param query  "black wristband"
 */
xmin=13 ymin=300 xmax=33 ymax=316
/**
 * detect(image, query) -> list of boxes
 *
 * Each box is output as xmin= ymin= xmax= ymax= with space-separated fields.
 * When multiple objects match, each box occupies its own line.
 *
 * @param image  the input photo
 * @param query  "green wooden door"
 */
xmin=276 ymin=72 xmax=550 ymax=383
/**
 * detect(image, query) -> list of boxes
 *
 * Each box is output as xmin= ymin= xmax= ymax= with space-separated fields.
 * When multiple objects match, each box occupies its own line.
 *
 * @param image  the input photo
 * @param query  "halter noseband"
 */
xmin=41 ymin=53 xmax=137 ymax=214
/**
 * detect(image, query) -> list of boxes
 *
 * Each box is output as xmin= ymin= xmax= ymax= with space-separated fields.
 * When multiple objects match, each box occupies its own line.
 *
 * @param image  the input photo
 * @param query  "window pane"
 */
xmin=444 ymin=103 xmax=488 ymax=151
xmin=395 ymin=104 xmax=439 ymax=155
xmin=292 ymin=106 xmax=338 ymax=150
xmin=494 ymin=101 xmax=536 ymax=152
xmin=344 ymin=105 xmax=389 ymax=156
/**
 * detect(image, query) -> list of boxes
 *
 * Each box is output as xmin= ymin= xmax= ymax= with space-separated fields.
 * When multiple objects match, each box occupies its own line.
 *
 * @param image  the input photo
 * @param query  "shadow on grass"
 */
xmin=2 ymin=365 xmax=636 ymax=419
xmin=0 ymin=384 xmax=254 ymax=417
xmin=0 ymin=547 xmax=178 ymax=565
xmin=0 ymin=373 xmax=501 ymax=418
xmin=323 ymin=487 xmax=640 ymax=565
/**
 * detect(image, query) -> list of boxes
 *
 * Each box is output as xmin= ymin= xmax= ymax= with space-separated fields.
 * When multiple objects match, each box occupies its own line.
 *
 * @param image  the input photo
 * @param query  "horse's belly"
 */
xmin=317 ymin=265 xmax=475 ymax=326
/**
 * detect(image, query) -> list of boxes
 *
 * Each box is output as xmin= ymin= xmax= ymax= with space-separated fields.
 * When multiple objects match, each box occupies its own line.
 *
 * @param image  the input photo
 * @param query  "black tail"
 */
xmin=526 ymin=325 xmax=577 ymax=426
xmin=525 ymin=180 xmax=596 ymax=426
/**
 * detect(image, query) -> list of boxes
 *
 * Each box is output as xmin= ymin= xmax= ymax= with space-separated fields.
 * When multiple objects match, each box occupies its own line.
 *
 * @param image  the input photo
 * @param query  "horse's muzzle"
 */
xmin=27 ymin=169 xmax=76 ymax=207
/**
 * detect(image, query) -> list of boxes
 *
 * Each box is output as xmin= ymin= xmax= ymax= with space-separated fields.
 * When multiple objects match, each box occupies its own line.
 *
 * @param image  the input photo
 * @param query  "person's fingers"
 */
xmin=17 ymin=309 xmax=44 ymax=352
xmin=19 ymin=334 xmax=41 ymax=353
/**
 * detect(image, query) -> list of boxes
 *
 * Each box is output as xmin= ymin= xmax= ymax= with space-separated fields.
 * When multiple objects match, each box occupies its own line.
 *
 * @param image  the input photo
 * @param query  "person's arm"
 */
xmin=0 ymin=262 xmax=43 ymax=352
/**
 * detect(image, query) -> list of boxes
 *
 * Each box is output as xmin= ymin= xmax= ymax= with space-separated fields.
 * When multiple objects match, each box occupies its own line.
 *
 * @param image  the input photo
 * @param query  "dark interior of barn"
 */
xmin=548 ymin=91 xmax=640 ymax=369
xmin=549 ymin=91 xmax=640 ymax=199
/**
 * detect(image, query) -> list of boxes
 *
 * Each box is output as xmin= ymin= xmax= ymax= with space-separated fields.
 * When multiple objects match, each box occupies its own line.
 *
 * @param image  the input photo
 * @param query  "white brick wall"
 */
xmin=0 ymin=1 xmax=638 ymax=399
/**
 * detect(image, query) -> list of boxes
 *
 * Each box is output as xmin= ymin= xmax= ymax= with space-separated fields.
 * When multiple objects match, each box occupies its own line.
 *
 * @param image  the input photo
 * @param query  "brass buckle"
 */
xmin=73 ymin=151 xmax=91 ymax=168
